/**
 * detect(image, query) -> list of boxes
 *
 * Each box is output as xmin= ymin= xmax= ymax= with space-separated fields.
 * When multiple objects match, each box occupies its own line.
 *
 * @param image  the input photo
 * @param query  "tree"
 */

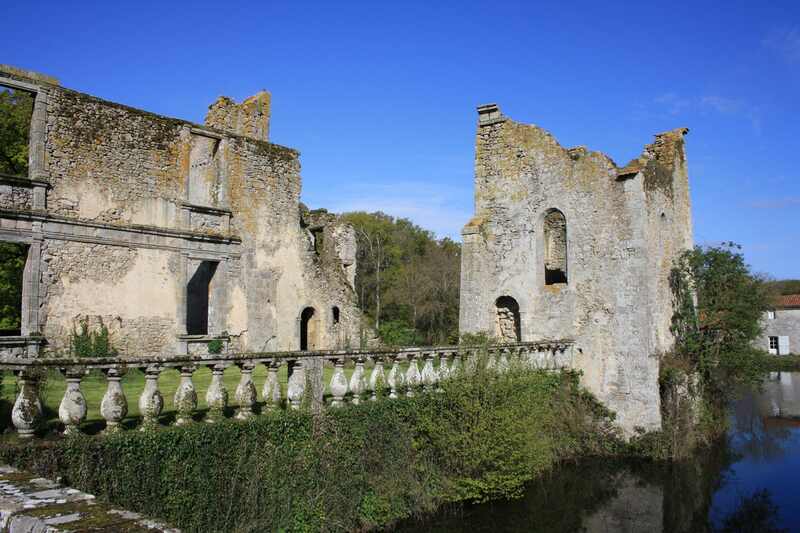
xmin=341 ymin=211 xmax=461 ymax=345
xmin=0 ymin=87 xmax=34 ymax=176
xmin=0 ymin=243 xmax=26 ymax=331
xmin=669 ymin=242 xmax=770 ymax=402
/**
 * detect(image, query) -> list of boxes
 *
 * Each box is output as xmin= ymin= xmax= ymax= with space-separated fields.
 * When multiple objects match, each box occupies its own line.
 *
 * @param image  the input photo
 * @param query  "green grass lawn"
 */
xmin=0 ymin=362 xmax=378 ymax=433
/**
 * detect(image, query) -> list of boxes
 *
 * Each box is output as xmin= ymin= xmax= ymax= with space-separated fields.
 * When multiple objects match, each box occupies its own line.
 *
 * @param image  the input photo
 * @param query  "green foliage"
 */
xmin=0 ymin=87 xmax=33 ymax=176
xmin=459 ymin=331 xmax=496 ymax=346
xmin=763 ymin=354 xmax=800 ymax=371
xmin=669 ymin=242 xmax=770 ymax=403
xmin=341 ymin=211 xmax=460 ymax=345
xmin=377 ymin=319 xmax=422 ymax=347
xmin=70 ymin=319 xmax=118 ymax=358
xmin=764 ymin=278 xmax=800 ymax=297
xmin=0 ymin=242 xmax=26 ymax=331
xmin=0 ymin=368 xmax=615 ymax=532
xmin=207 ymin=338 xmax=223 ymax=354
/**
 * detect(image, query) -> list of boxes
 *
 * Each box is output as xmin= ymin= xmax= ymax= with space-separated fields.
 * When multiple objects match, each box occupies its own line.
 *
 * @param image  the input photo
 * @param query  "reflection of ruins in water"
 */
xmin=400 ymin=373 xmax=800 ymax=533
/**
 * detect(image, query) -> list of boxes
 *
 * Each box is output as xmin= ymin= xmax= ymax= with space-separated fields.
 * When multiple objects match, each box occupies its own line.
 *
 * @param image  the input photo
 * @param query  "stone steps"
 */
xmin=0 ymin=465 xmax=178 ymax=532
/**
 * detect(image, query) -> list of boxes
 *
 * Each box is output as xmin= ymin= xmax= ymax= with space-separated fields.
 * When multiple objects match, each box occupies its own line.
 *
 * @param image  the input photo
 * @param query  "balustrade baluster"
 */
xmin=138 ymin=365 xmax=163 ymax=430
xmin=498 ymin=349 xmax=510 ymax=373
xmin=434 ymin=352 xmax=445 ymax=392
xmin=438 ymin=353 xmax=450 ymax=381
xmin=262 ymin=361 xmax=282 ymax=409
xmin=405 ymin=354 xmax=421 ymax=397
xmin=206 ymin=364 xmax=228 ymax=423
xmin=329 ymin=358 xmax=348 ymax=407
xmin=100 ymin=367 xmax=128 ymax=433
xmin=235 ymin=363 xmax=257 ymax=420
xmin=349 ymin=357 xmax=365 ymax=404
xmin=369 ymin=357 xmax=385 ymax=401
xmin=450 ymin=351 xmax=461 ymax=377
xmin=59 ymin=368 xmax=87 ymax=435
xmin=387 ymin=356 xmax=401 ymax=399
xmin=287 ymin=360 xmax=306 ymax=410
xmin=174 ymin=365 xmax=198 ymax=425
xmin=421 ymin=352 xmax=436 ymax=393
xmin=12 ymin=371 xmax=41 ymax=438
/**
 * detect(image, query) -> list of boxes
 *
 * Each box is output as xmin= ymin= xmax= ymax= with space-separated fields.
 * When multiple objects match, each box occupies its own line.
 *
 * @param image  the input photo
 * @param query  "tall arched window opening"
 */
xmin=495 ymin=296 xmax=521 ymax=342
xmin=300 ymin=307 xmax=318 ymax=350
xmin=544 ymin=209 xmax=568 ymax=285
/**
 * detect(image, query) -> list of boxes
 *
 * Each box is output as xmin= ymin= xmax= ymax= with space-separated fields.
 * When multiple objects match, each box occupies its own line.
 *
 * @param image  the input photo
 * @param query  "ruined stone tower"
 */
xmin=459 ymin=104 xmax=693 ymax=434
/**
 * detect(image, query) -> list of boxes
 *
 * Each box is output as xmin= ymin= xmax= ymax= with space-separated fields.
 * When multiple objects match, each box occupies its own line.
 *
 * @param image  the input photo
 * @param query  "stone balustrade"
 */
xmin=0 ymin=341 xmax=572 ymax=439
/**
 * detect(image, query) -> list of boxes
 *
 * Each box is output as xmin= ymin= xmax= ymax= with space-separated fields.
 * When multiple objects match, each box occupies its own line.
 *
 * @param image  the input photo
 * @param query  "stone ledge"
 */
xmin=0 ymin=465 xmax=179 ymax=532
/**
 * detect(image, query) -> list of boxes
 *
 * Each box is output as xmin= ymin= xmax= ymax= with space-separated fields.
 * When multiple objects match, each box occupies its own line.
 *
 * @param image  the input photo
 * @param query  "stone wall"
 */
xmin=0 ymin=65 xmax=363 ymax=356
xmin=459 ymin=104 xmax=693 ymax=434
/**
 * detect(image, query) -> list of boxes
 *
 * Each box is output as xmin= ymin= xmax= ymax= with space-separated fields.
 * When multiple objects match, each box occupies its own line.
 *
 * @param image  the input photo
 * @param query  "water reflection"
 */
xmin=397 ymin=372 xmax=800 ymax=532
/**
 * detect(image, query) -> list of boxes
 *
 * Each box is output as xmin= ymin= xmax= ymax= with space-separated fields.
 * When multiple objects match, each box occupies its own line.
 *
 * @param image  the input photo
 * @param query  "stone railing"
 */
xmin=0 ymin=341 xmax=573 ymax=439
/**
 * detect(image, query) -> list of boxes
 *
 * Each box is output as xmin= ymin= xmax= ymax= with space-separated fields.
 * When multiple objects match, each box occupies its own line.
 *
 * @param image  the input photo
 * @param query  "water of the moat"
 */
xmin=397 ymin=372 xmax=800 ymax=532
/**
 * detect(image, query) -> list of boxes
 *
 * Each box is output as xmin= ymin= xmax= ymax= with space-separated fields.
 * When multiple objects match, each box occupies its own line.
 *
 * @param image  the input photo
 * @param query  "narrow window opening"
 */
xmin=186 ymin=260 xmax=218 ymax=335
xmin=311 ymin=228 xmax=324 ymax=256
xmin=495 ymin=296 xmax=521 ymax=343
xmin=0 ymin=242 xmax=28 ymax=336
xmin=332 ymin=306 xmax=340 ymax=325
xmin=300 ymin=307 xmax=318 ymax=350
xmin=0 ymin=86 xmax=34 ymax=178
xmin=544 ymin=209 xmax=568 ymax=285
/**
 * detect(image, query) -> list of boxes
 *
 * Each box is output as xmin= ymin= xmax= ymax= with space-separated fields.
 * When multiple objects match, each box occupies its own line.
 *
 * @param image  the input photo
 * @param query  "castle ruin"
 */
xmin=459 ymin=104 xmax=693 ymax=433
xmin=0 ymin=65 xmax=362 ymax=357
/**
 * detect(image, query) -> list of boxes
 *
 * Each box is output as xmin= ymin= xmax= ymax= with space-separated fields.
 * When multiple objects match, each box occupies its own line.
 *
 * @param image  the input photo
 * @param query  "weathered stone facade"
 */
xmin=0 ymin=65 xmax=363 ymax=357
xmin=459 ymin=104 xmax=694 ymax=434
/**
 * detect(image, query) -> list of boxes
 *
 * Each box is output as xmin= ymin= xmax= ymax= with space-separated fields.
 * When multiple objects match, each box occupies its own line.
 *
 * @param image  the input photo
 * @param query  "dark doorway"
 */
xmin=187 ymin=260 xmax=218 ymax=335
xmin=300 ymin=307 xmax=318 ymax=350
xmin=0 ymin=242 xmax=28 ymax=336
xmin=495 ymin=296 xmax=521 ymax=342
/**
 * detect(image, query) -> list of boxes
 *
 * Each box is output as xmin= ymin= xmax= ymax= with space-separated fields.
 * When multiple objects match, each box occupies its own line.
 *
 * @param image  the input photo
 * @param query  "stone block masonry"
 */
xmin=0 ymin=65 xmax=363 ymax=357
xmin=459 ymin=103 xmax=694 ymax=435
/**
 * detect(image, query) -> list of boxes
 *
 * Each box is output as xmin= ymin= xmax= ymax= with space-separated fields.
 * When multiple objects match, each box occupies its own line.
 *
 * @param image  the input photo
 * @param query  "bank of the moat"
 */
xmin=397 ymin=371 xmax=800 ymax=532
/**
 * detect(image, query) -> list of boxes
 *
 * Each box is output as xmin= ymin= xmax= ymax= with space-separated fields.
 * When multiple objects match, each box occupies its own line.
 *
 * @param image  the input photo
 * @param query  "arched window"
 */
xmin=495 ymin=296 xmax=521 ymax=342
xmin=300 ymin=307 xmax=318 ymax=350
xmin=543 ymin=209 xmax=567 ymax=285
xmin=332 ymin=306 xmax=340 ymax=325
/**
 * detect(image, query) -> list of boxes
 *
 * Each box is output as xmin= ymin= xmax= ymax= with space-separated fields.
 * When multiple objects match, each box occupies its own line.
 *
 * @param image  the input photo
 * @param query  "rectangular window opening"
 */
xmin=186 ymin=260 xmax=219 ymax=335
xmin=0 ymin=85 xmax=34 ymax=178
xmin=0 ymin=241 xmax=29 ymax=336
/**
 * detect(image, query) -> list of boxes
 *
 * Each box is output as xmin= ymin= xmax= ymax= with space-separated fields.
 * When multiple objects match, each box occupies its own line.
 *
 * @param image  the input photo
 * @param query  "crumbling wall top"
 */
xmin=205 ymin=91 xmax=271 ymax=142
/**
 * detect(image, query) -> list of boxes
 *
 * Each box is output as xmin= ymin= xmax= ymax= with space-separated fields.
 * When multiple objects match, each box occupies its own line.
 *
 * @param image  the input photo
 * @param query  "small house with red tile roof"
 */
xmin=759 ymin=294 xmax=800 ymax=355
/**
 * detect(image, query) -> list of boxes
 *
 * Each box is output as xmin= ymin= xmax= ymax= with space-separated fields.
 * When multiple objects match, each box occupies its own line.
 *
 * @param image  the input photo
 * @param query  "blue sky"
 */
xmin=3 ymin=1 xmax=798 ymax=278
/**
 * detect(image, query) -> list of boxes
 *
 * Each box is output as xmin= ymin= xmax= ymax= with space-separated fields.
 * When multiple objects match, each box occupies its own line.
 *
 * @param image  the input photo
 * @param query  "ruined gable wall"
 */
xmin=460 ymin=107 xmax=692 ymax=434
xmin=0 ymin=66 xmax=365 ymax=357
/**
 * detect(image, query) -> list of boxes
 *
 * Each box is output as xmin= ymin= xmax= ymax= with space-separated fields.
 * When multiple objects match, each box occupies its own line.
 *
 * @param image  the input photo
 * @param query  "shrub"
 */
xmin=70 ymin=319 xmax=118 ymax=358
xmin=207 ymin=338 xmax=224 ymax=354
xmin=0 ymin=366 xmax=615 ymax=532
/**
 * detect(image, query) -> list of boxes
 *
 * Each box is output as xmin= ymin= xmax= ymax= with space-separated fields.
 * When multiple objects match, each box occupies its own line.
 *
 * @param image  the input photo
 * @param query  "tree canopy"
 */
xmin=340 ymin=211 xmax=460 ymax=346
xmin=0 ymin=87 xmax=33 ymax=176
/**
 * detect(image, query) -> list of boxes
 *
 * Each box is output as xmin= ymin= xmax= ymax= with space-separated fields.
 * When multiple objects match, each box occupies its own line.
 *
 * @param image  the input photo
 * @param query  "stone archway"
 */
xmin=495 ymin=296 xmax=521 ymax=342
xmin=300 ymin=306 xmax=318 ymax=350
